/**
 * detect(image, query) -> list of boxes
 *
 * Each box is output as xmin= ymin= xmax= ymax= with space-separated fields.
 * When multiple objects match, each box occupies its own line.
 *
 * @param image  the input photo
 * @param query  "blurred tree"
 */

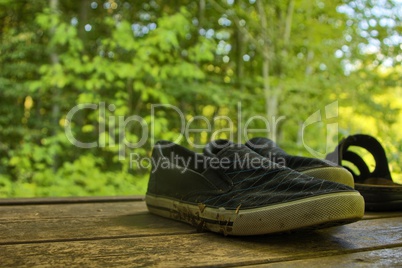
xmin=0 ymin=0 xmax=401 ymax=197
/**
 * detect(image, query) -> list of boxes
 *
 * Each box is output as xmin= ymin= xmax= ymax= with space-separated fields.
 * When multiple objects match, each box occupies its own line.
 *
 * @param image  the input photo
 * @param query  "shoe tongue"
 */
xmin=203 ymin=139 xmax=234 ymax=157
xmin=246 ymin=137 xmax=287 ymax=156
xmin=204 ymin=139 xmax=256 ymax=158
xmin=215 ymin=143 xmax=256 ymax=159
xmin=213 ymin=143 xmax=281 ymax=171
xmin=206 ymin=142 xmax=286 ymax=185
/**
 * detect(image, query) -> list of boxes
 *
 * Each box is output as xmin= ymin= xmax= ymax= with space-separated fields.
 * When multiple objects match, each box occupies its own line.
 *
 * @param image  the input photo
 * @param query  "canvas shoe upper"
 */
xmin=244 ymin=137 xmax=355 ymax=188
xmin=146 ymin=140 xmax=364 ymax=235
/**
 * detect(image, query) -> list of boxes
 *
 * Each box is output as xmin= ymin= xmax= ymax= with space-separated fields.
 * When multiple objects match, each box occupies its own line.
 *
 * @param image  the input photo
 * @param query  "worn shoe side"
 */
xmin=146 ymin=140 xmax=364 ymax=236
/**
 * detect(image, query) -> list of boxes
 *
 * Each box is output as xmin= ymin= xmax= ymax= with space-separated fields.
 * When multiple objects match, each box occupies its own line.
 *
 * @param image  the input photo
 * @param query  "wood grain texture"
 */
xmin=1 ymin=201 xmax=401 ymax=244
xmin=247 ymin=247 xmax=402 ymax=267
xmin=0 ymin=212 xmax=196 ymax=244
xmin=0 ymin=196 xmax=144 ymax=206
xmin=2 ymin=223 xmax=402 ymax=267
xmin=1 ymin=198 xmax=402 ymax=267
xmin=1 ymin=197 xmax=399 ymax=219
xmin=0 ymin=201 xmax=148 ymax=220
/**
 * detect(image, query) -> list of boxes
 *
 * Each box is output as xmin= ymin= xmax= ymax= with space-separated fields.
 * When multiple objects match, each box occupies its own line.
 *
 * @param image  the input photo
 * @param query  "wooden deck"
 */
xmin=1 ymin=196 xmax=402 ymax=267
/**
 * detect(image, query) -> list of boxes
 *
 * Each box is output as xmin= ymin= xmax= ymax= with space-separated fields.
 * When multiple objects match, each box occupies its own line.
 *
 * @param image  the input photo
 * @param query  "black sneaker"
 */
xmin=146 ymin=140 xmax=364 ymax=236
xmin=245 ymin=137 xmax=354 ymax=188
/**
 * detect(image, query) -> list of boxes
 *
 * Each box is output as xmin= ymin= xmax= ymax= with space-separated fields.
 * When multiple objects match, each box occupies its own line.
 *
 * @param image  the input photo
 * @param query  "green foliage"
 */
xmin=0 ymin=0 xmax=401 ymax=197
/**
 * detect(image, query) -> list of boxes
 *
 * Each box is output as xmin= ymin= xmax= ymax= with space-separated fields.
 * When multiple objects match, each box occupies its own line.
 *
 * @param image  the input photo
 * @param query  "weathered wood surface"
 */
xmin=0 ymin=197 xmax=401 ymax=267
xmin=247 ymin=247 xmax=402 ymax=267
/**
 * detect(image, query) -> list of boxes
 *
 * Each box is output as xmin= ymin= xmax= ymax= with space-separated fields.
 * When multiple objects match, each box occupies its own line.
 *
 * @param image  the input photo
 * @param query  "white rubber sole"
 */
xmin=301 ymin=167 xmax=355 ymax=188
xmin=146 ymin=192 xmax=365 ymax=236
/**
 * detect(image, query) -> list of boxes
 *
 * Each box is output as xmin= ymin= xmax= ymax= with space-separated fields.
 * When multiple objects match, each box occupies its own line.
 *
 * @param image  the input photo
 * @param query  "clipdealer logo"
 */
xmin=64 ymin=102 xmax=286 ymax=160
xmin=64 ymin=101 xmax=339 ymax=162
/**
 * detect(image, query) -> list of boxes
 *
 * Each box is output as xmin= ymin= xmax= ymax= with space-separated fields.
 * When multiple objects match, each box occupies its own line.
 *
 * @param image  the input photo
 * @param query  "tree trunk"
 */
xmin=234 ymin=0 xmax=245 ymax=90
xmin=235 ymin=28 xmax=245 ymax=90
xmin=283 ymin=0 xmax=295 ymax=48
xmin=78 ymin=0 xmax=90 ymax=43
xmin=256 ymin=0 xmax=276 ymax=139
xmin=50 ymin=0 xmax=60 ymax=172
xmin=276 ymin=0 xmax=295 ymax=141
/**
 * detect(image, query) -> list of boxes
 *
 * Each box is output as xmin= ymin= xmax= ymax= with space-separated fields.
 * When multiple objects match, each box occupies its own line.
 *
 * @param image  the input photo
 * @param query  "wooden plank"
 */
xmin=0 ymin=196 xmax=144 ymax=206
xmin=246 ymin=247 xmax=402 ymax=267
xmin=0 ymin=213 xmax=196 ymax=244
xmin=0 ymin=200 xmax=401 ymax=244
xmin=0 ymin=201 xmax=195 ymax=244
xmin=1 ymin=196 xmax=400 ymax=221
xmin=2 ymin=219 xmax=402 ymax=267
xmin=1 ymin=201 xmax=402 ymax=266
xmin=3 ymin=200 xmax=400 ymax=221
xmin=363 ymin=211 xmax=402 ymax=220
xmin=0 ymin=202 xmax=148 ymax=220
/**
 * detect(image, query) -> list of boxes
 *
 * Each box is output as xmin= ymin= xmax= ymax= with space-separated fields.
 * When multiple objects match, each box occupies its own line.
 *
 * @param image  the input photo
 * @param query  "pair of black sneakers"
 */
xmin=145 ymin=137 xmax=365 ymax=236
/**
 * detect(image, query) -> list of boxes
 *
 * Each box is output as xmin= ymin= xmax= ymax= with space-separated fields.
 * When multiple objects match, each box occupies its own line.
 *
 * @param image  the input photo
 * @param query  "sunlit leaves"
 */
xmin=1 ymin=0 xmax=402 ymax=197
